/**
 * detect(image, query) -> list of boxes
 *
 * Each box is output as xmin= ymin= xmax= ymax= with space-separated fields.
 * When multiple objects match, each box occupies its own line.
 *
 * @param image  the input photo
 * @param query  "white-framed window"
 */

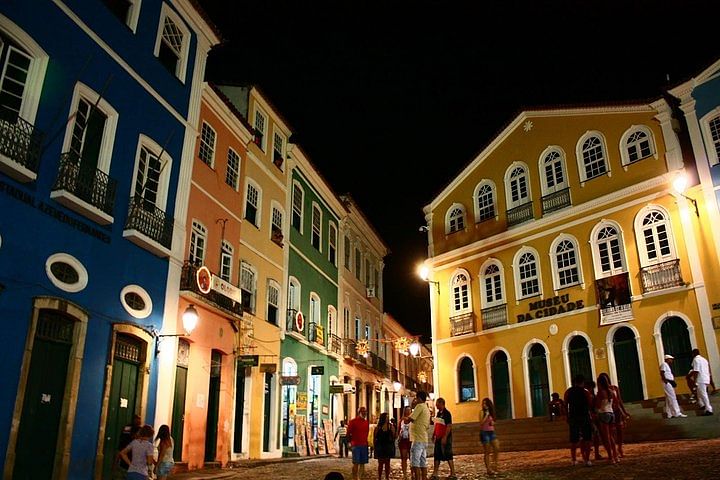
xmin=45 ymin=253 xmax=88 ymax=293
xmin=311 ymin=203 xmax=322 ymax=251
xmin=272 ymin=129 xmax=286 ymax=169
xmin=550 ymin=234 xmax=582 ymax=290
xmin=130 ymin=134 xmax=172 ymax=211
xmin=198 ymin=121 xmax=216 ymax=168
xmin=328 ymin=306 xmax=337 ymax=337
xmin=61 ymin=82 xmax=119 ymax=174
xmin=253 ymin=107 xmax=268 ymax=151
xmin=450 ymin=269 xmax=472 ymax=316
xmin=225 ymin=147 xmax=240 ymax=190
xmin=458 ymin=356 xmax=476 ymax=402
xmin=288 ymin=276 xmax=300 ymax=312
xmin=354 ymin=314 xmax=361 ymax=341
xmin=271 ymin=203 xmax=284 ymax=245
xmin=120 ymin=284 xmax=152 ymax=319
xmin=328 ymin=222 xmax=337 ymax=266
xmin=220 ymin=240 xmax=233 ymax=282
xmin=620 ymin=125 xmax=656 ymax=166
xmin=504 ymin=162 xmax=531 ymax=209
xmin=514 ymin=247 xmax=541 ymax=300
xmin=473 ymin=180 xmax=496 ymax=223
xmin=576 ymin=131 xmax=609 ymax=182
xmin=244 ymin=179 xmax=261 ymax=227
xmin=343 ymin=236 xmax=351 ymax=270
xmin=153 ymin=3 xmax=190 ymax=82
xmin=267 ymin=279 xmax=280 ymax=325
xmin=355 ymin=247 xmax=362 ymax=281
xmin=364 ymin=322 xmax=371 ymax=340
xmin=590 ymin=220 xmax=627 ymax=278
xmin=700 ymin=109 xmax=720 ymax=166
xmin=634 ymin=205 xmax=676 ymax=266
xmin=539 ymin=146 xmax=568 ymax=195
xmin=480 ymin=259 xmax=505 ymax=308
xmin=292 ymin=181 xmax=303 ymax=232
xmin=240 ymin=261 xmax=257 ymax=313
xmin=102 ymin=0 xmax=142 ymax=32
xmin=188 ymin=219 xmax=206 ymax=266
xmin=310 ymin=293 xmax=321 ymax=326
xmin=446 ymin=203 xmax=466 ymax=234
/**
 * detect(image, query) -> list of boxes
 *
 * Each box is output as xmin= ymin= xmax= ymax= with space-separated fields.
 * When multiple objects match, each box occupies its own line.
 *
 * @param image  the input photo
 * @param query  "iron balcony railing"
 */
xmin=541 ymin=188 xmax=571 ymax=215
xmin=343 ymin=339 xmax=358 ymax=360
xmin=0 ymin=110 xmax=43 ymax=174
xmin=507 ymin=201 xmax=534 ymax=227
xmin=124 ymin=195 xmax=174 ymax=249
xmin=328 ymin=333 xmax=342 ymax=355
xmin=286 ymin=308 xmax=305 ymax=335
xmin=308 ymin=322 xmax=324 ymax=346
xmin=53 ymin=153 xmax=118 ymax=216
xmin=640 ymin=259 xmax=684 ymax=293
xmin=179 ymin=263 xmax=243 ymax=317
xmin=450 ymin=312 xmax=475 ymax=336
xmin=482 ymin=304 xmax=508 ymax=329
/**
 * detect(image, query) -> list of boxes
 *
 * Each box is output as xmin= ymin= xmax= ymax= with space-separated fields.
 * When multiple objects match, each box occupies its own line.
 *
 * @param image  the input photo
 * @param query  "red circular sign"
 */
xmin=295 ymin=311 xmax=304 ymax=332
xmin=196 ymin=266 xmax=212 ymax=294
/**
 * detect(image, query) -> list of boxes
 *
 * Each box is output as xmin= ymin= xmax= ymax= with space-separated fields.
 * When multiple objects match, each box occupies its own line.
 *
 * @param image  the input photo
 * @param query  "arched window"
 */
xmin=539 ymin=147 xmax=568 ymax=195
xmin=620 ymin=125 xmax=656 ymax=166
xmin=576 ymin=132 xmax=609 ymax=182
xmin=550 ymin=235 xmax=582 ymax=289
xmin=446 ymin=203 xmax=467 ymax=234
xmin=590 ymin=220 xmax=627 ymax=278
xmin=458 ymin=356 xmax=476 ymax=402
xmin=481 ymin=260 xmax=505 ymax=307
xmin=634 ymin=206 xmax=676 ymax=266
xmin=473 ymin=180 xmax=496 ymax=223
xmin=700 ymin=111 xmax=720 ymax=165
xmin=450 ymin=269 xmax=471 ymax=315
xmin=514 ymin=247 xmax=541 ymax=300
xmin=504 ymin=162 xmax=531 ymax=209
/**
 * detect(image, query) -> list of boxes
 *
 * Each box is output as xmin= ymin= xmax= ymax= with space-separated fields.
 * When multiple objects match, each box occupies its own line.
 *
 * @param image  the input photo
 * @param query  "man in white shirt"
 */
xmin=690 ymin=349 xmax=713 ymax=415
xmin=660 ymin=354 xmax=686 ymax=418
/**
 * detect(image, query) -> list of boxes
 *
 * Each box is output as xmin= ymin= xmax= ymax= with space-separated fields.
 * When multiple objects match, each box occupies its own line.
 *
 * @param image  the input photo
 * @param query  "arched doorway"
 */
xmin=568 ymin=336 xmax=592 ymax=383
xmin=660 ymin=316 xmax=692 ymax=377
xmin=491 ymin=351 xmax=511 ymax=419
xmin=527 ymin=343 xmax=549 ymax=417
xmin=612 ymin=326 xmax=643 ymax=402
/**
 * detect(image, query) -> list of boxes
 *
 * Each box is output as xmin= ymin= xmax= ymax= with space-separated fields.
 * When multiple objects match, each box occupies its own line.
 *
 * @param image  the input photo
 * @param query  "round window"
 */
xmin=120 ymin=285 xmax=152 ymax=319
xmin=46 ymin=253 xmax=88 ymax=293
xmin=50 ymin=262 xmax=80 ymax=284
xmin=124 ymin=291 xmax=146 ymax=311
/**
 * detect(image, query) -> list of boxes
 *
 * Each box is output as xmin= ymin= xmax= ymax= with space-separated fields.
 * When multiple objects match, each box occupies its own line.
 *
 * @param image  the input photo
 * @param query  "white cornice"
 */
xmin=668 ymin=57 xmax=720 ymax=99
xmin=171 ymin=0 xmax=222 ymax=47
xmin=202 ymin=84 xmax=254 ymax=144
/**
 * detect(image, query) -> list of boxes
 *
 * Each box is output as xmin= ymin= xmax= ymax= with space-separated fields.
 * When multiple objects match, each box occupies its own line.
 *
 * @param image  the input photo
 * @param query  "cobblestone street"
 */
xmin=175 ymin=438 xmax=720 ymax=480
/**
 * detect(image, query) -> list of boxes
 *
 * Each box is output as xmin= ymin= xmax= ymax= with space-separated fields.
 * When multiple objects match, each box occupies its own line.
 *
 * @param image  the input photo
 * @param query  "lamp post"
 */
xmin=155 ymin=304 xmax=200 ymax=356
xmin=672 ymin=172 xmax=699 ymax=217
xmin=417 ymin=265 xmax=440 ymax=294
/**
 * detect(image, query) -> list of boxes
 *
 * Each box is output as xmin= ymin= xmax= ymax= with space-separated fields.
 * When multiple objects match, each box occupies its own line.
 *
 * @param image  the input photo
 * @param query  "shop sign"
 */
xmin=237 ymin=355 xmax=259 ymax=367
xmin=282 ymin=375 xmax=301 ymax=385
xmin=517 ymin=294 xmax=584 ymax=322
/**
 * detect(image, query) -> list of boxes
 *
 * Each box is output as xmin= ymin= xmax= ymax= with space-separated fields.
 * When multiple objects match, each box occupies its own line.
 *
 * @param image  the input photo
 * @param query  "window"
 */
xmin=364 ymin=323 xmax=371 ymax=340
xmin=551 ymin=235 xmax=582 ymax=289
xmin=272 ymin=130 xmax=285 ymax=168
xmin=225 ymin=148 xmax=240 ymax=189
xmin=45 ymin=253 xmax=88 ymax=293
xmin=292 ymin=182 xmax=303 ymax=231
xmin=288 ymin=277 xmax=300 ymax=311
xmin=344 ymin=236 xmax=351 ymax=269
xmin=577 ymin=132 xmax=608 ymax=182
xmin=634 ymin=206 xmax=676 ymax=266
xmin=450 ymin=269 xmax=471 ymax=315
xmin=198 ymin=122 xmax=216 ymax=168
xmin=240 ymin=261 xmax=256 ymax=313
xmin=515 ymin=247 xmax=541 ymax=299
xmin=328 ymin=222 xmax=337 ymax=265
xmin=591 ymin=220 xmax=627 ymax=277
xmin=0 ymin=27 xmax=47 ymax=128
xmin=131 ymin=135 xmax=172 ymax=211
xmin=473 ymin=180 xmax=496 ymax=223
xmin=120 ymin=284 xmax=152 ymax=319
xmin=310 ymin=294 xmax=321 ymax=326
xmin=354 ymin=315 xmax=361 ymax=340
xmin=355 ymin=248 xmax=362 ymax=281
xmin=267 ymin=280 xmax=280 ymax=325
xmin=481 ymin=260 xmax=504 ymax=307
xmin=245 ymin=181 xmax=260 ymax=227
xmin=154 ymin=5 xmax=190 ymax=81
xmin=102 ymin=0 xmax=141 ymax=31
xmin=703 ymin=114 xmax=720 ymax=165
xmin=254 ymin=108 xmax=267 ymax=151
xmin=220 ymin=240 xmax=233 ymax=282
xmin=458 ymin=357 xmax=476 ymax=402
xmin=188 ymin=220 xmax=206 ymax=266
xmin=539 ymin=147 xmax=568 ymax=194
xmin=446 ymin=203 xmax=466 ymax=234
xmin=311 ymin=203 xmax=322 ymax=250
xmin=620 ymin=126 xmax=655 ymax=166
xmin=505 ymin=162 xmax=531 ymax=208
xmin=328 ymin=306 xmax=337 ymax=337
xmin=271 ymin=205 xmax=284 ymax=246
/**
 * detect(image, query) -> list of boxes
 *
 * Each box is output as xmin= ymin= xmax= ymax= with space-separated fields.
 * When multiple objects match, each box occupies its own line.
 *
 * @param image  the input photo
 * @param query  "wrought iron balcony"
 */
xmin=51 ymin=153 xmax=117 ymax=222
xmin=343 ymin=339 xmax=358 ymax=360
xmin=328 ymin=333 xmax=342 ymax=355
xmin=286 ymin=308 xmax=305 ymax=335
xmin=308 ymin=321 xmax=325 ymax=346
xmin=450 ymin=312 xmax=475 ymax=336
xmin=179 ymin=263 xmax=243 ymax=317
xmin=482 ymin=304 xmax=508 ymax=329
xmin=124 ymin=195 xmax=174 ymax=254
xmin=640 ymin=259 xmax=684 ymax=293
xmin=0 ymin=110 xmax=44 ymax=182
xmin=541 ymin=188 xmax=571 ymax=215
xmin=507 ymin=201 xmax=534 ymax=227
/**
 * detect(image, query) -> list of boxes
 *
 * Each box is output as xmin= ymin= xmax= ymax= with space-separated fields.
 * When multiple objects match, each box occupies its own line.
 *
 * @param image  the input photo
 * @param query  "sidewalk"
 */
xmin=171 ymin=455 xmax=331 ymax=480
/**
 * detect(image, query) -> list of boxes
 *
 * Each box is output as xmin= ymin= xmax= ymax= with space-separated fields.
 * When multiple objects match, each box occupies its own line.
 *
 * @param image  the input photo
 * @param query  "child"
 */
xmin=480 ymin=398 xmax=499 ymax=476
xmin=549 ymin=392 xmax=566 ymax=421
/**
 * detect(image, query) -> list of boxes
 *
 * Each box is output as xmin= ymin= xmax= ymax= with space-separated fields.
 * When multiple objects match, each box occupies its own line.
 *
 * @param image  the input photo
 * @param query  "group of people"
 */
xmin=663 ymin=348 xmax=715 ymax=418
xmin=114 ymin=414 xmax=175 ymax=480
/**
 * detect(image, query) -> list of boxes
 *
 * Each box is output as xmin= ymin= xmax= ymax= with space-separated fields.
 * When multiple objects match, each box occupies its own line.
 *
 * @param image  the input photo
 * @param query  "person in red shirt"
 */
xmin=347 ymin=406 xmax=369 ymax=480
xmin=430 ymin=397 xmax=456 ymax=480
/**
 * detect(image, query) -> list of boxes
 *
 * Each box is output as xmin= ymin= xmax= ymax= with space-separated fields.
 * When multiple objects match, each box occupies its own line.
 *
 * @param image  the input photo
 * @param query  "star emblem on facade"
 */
xmin=523 ymin=120 xmax=534 ymax=132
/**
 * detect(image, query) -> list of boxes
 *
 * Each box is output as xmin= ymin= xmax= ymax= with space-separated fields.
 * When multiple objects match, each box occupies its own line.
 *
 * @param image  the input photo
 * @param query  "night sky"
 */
xmin=198 ymin=0 xmax=717 ymax=341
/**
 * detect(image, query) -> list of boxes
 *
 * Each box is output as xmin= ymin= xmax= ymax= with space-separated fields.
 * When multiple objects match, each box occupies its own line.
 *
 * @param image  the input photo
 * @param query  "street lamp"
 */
xmin=182 ymin=304 xmax=199 ymax=334
xmin=393 ymin=381 xmax=402 ymax=392
xmin=417 ymin=264 xmax=439 ymax=294
xmin=408 ymin=341 xmax=421 ymax=357
xmin=672 ymin=172 xmax=699 ymax=217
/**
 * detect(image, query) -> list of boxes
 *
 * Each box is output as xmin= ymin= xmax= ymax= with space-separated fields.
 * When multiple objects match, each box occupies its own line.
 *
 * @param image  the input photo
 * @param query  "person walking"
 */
xmin=397 ymin=406 xmax=413 ymax=480
xmin=119 ymin=424 xmax=156 ymax=480
xmin=373 ymin=412 xmax=396 ymax=480
xmin=335 ymin=420 xmax=349 ymax=458
xmin=154 ymin=425 xmax=174 ymax=480
xmin=598 ymin=372 xmax=630 ymax=458
xmin=660 ymin=354 xmax=687 ymax=418
xmin=479 ymin=398 xmax=500 ymax=476
xmin=405 ymin=391 xmax=431 ymax=480
xmin=347 ymin=406 xmax=370 ymax=480
xmin=564 ymin=374 xmax=593 ymax=467
xmin=690 ymin=348 xmax=714 ymax=415
xmin=595 ymin=374 xmax=618 ymax=465
xmin=429 ymin=397 xmax=456 ymax=480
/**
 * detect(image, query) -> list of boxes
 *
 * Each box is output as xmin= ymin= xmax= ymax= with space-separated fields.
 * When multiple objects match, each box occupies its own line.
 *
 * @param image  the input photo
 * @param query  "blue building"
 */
xmin=0 ymin=1 xmax=219 ymax=478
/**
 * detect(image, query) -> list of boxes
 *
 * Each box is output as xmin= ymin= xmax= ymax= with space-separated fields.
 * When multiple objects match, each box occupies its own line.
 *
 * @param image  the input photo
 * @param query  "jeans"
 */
xmin=338 ymin=436 xmax=349 ymax=457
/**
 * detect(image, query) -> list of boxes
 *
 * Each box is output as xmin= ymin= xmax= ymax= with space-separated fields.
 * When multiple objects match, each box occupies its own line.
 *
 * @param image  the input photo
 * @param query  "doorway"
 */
xmin=612 ymin=327 xmax=643 ymax=402
xmin=204 ymin=350 xmax=222 ymax=462
xmin=527 ymin=343 xmax=549 ymax=417
xmin=171 ymin=339 xmax=189 ymax=461
xmin=491 ymin=350 xmax=511 ymax=419
xmin=568 ymin=335 xmax=593 ymax=383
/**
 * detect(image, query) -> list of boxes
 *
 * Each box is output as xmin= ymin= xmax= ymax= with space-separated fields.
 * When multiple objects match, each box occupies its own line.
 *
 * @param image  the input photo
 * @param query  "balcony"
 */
xmin=286 ymin=308 xmax=305 ymax=335
xmin=50 ymin=153 xmax=118 ymax=225
xmin=123 ymin=195 xmax=174 ymax=257
xmin=0 ymin=111 xmax=43 ymax=182
xmin=343 ymin=339 xmax=358 ymax=360
xmin=541 ymin=188 xmax=571 ymax=215
xmin=450 ymin=312 xmax=475 ymax=336
xmin=179 ymin=263 xmax=243 ymax=317
xmin=482 ymin=304 xmax=508 ymax=330
xmin=308 ymin=322 xmax=325 ymax=347
xmin=640 ymin=259 xmax=684 ymax=294
xmin=507 ymin=201 xmax=533 ymax=227
xmin=328 ymin=333 xmax=342 ymax=355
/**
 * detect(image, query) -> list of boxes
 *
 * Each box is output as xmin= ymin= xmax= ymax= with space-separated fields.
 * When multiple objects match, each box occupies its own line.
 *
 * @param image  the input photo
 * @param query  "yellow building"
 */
xmin=421 ymin=99 xmax=720 ymax=424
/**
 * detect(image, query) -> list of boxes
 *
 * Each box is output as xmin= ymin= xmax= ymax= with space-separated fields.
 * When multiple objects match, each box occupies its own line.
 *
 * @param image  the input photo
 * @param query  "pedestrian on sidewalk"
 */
xmin=347 ymin=406 xmax=370 ymax=480
xmin=564 ymin=374 xmax=593 ymax=467
xmin=373 ymin=412 xmax=396 ymax=480
xmin=479 ymin=398 xmax=500 ymax=476
xmin=429 ymin=397 xmax=456 ymax=480
xmin=154 ymin=425 xmax=175 ymax=480
xmin=119 ymin=424 xmax=156 ymax=480
xmin=335 ymin=420 xmax=349 ymax=458
xmin=584 ymin=379 xmax=603 ymax=461
xmin=690 ymin=348 xmax=714 ymax=416
xmin=599 ymin=372 xmax=630 ymax=458
xmin=660 ymin=355 xmax=687 ymax=418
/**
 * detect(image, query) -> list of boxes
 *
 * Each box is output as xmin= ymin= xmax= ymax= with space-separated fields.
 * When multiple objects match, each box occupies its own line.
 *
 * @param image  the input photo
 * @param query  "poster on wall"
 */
xmin=306 ymin=423 xmax=316 ymax=455
xmin=294 ymin=415 xmax=308 ymax=456
xmin=323 ymin=419 xmax=337 ymax=455
xmin=596 ymin=273 xmax=633 ymax=326
xmin=317 ymin=424 xmax=326 ymax=454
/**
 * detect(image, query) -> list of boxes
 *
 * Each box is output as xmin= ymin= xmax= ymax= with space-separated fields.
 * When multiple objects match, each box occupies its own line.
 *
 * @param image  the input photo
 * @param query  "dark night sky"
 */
xmin=199 ymin=0 xmax=717 ymax=341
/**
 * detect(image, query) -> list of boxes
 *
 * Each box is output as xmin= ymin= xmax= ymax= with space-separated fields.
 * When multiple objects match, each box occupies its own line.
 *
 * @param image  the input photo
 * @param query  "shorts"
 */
xmin=433 ymin=439 xmax=453 ymax=461
xmin=598 ymin=412 xmax=614 ymax=424
xmin=352 ymin=445 xmax=369 ymax=464
xmin=126 ymin=473 xmax=148 ymax=480
xmin=568 ymin=420 xmax=592 ymax=443
xmin=398 ymin=437 xmax=411 ymax=451
xmin=410 ymin=441 xmax=427 ymax=468
xmin=157 ymin=460 xmax=174 ymax=476
xmin=480 ymin=430 xmax=496 ymax=444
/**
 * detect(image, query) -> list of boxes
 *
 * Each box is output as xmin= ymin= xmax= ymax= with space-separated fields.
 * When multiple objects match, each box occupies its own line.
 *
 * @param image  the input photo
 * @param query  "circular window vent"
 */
xmin=46 ymin=253 xmax=88 ymax=293
xmin=120 ymin=285 xmax=152 ymax=319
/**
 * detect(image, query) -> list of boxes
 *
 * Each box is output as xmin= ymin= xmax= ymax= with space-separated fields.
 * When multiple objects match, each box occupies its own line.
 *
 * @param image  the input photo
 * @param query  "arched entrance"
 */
xmin=491 ymin=351 xmax=511 ymax=419
xmin=568 ymin=336 xmax=592 ymax=383
xmin=660 ymin=316 xmax=692 ymax=377
xmin=527 ymin=343 xmax=549 ymax=417
xmin=612 ymin=326 xmax=643 ymax=402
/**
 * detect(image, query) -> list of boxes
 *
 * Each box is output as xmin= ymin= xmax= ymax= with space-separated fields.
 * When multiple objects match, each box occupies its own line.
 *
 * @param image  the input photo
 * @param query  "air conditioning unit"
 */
xmin=366 ymin=287 xmax=376 ymax=298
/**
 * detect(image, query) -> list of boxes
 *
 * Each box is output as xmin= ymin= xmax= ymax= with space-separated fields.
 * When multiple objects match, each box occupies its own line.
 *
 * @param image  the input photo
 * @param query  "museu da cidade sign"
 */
xmin=516 ymin=294 xmax=584 ymax=323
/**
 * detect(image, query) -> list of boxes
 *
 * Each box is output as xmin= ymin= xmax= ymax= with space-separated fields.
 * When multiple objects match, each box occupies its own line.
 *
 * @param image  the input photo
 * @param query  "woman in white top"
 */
xmin=120 ymin=424 xmax=156 ymax=480
xmin=154 ymin=424 xmax=175 ymax=480
xmin=595 ymin=374 xmax=618 ymax=464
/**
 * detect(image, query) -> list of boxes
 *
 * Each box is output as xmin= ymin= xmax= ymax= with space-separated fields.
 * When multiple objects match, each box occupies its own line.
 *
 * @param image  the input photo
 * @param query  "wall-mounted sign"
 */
xmin=517 ymin=294 xmax=584 ymax=322
xmin=311 ymin=366 xmax=325 ymax=375
xmin=282 ymin=375 xmax=301 ymax=385
xmin=196 ymin=265 xmax=242 ymax=303
xmin=196 ymin=266 xmax=212 ymax=294
xmin=237 ymin=355 xmax=259 ymax=367
xmin=295 ymin=311 xmax=305 ymax=332
xmin=596 ymin=273 xmax=633 ymax=326
xmin=329 ymin=384 xmax=344 ymax=394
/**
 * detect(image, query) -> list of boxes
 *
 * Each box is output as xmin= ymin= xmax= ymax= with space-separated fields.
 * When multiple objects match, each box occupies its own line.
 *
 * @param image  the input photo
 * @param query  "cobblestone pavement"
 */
xmin=174 ymin=438 xmax=720 ymax=480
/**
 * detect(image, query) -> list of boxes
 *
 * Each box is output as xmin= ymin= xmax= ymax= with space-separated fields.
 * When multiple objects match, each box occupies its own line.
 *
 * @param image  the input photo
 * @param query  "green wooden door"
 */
xmin=234 ymin=366 xmax=247 ymax=453
xmin=171 ymin=339 xmax=190 ymax=462
xmin=13 ymin=312 xmax=74 ymax=480
xmin=528 ymin=344 xmax=549 ymax=417
xmin=661 ymin=317 xmax=692 ymax=377
xmin=613 ymin=327 xmax=643 ymax=402
xmin=263 ymin=372 xmax=273 ymax=452
xmin=204 ymin=350 xmax=221 ymax=462
xmin=491 ymin=351 xmax=511 ymax=419
xmin=102 ymin=335 xmax=142 ymax=479
xmin=568 ymin=336 xmax=593 ymax=383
